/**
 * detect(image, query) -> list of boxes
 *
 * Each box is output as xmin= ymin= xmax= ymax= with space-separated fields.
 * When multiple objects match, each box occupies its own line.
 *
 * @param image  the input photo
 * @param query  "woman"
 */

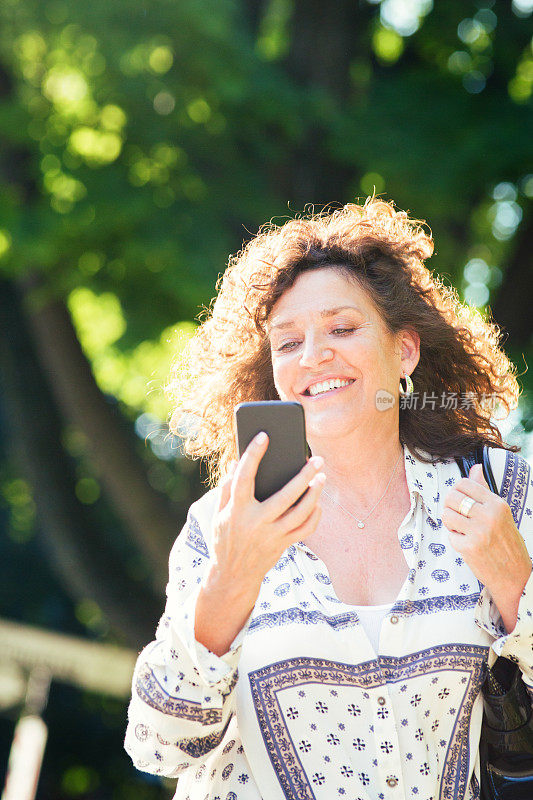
xmin=125 ymin=199 xmax=533 ymax=800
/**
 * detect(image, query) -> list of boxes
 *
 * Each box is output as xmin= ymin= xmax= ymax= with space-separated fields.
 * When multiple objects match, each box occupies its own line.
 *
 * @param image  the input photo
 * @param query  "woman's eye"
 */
xmin=274 ymin=327 xmax=356 ymax=351
xmin=332 ymin=327 xmax=354 ymax=335
xmin=278 ymin=341 xmax=299 ymax=351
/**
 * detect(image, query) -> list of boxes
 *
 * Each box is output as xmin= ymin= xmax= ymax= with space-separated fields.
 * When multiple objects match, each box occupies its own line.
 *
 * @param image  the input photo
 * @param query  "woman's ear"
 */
xmin=399 ymin=329 xmax=420 ymax=374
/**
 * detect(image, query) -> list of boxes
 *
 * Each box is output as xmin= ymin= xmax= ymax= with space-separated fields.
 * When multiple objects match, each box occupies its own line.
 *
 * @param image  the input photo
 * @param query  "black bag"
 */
xmin=455 ymin=445 xmax=533 ymax=799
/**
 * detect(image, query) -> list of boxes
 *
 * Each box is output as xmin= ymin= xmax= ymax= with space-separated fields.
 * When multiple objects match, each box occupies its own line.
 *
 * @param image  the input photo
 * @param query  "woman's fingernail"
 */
xmin=310 ymin=456 xmax=324 ymax=469
xmin=314 ymin=473 xmax=326 ymax=485
xmin=256 ymin=431 xmax=267 ymax=444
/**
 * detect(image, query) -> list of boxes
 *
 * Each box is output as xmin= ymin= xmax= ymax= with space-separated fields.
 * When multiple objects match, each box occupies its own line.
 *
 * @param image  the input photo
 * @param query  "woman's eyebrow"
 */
xmin=268 ymin=305 xmax=363 ymax=331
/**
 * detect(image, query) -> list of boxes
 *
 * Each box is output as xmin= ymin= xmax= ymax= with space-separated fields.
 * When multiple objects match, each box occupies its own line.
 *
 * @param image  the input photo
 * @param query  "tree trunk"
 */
xmin=287 ymin=0 xmax=362 ymax=97
xmin=279 ymin=0 xmax=370 ymax=203
xmin=18 ymin=274 xmax=182 ymax=590
xmin=0 ymin=280 xmax=160 ymax=647
xmin=491 ymin=210 xmax=533 ymax=346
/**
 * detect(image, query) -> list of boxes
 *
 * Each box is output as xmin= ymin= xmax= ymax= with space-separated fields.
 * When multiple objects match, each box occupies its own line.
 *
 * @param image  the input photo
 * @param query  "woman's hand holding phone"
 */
xmin=215 ymin=431 xmax=325 ymax=589
xmin=195 ymin=432 xmax=325 ymax=656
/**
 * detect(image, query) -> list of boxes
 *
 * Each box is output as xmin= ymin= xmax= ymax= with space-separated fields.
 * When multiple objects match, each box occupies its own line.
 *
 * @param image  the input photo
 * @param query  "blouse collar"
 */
xmin=403 ymin=443 xmax=444 ymax=526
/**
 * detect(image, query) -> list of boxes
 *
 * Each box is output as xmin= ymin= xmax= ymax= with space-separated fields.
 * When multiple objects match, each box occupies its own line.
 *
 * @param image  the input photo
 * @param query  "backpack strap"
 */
xmin=455 ymin=444 xmax=498 ymax=495
xmin=455 ymin=445 xmax=515 ymax=694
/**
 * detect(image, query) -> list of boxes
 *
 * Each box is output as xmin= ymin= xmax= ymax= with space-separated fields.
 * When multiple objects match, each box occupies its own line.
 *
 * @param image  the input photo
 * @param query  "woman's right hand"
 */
xmin=211 ymin=432 xmax=325 ymax=599
xmin=195 ymin=432 xmax=325 ymax=655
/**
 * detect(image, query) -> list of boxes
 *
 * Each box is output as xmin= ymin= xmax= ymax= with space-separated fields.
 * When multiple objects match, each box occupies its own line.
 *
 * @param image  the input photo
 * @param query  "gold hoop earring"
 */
xmin=399 ymin=373 xmax=414 ymax=396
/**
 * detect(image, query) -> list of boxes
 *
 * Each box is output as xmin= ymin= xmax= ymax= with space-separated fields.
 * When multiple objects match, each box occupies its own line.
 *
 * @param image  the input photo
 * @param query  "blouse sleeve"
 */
xmin=474 ymin=448 xmax=533 ymax=684
xmin=124 ymin=489 xmax=251 ymax=777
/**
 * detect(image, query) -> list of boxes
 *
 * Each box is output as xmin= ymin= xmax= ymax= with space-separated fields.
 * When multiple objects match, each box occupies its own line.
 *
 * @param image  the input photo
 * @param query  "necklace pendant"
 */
xmin=357 ymin=521 xmax=365 ymax=529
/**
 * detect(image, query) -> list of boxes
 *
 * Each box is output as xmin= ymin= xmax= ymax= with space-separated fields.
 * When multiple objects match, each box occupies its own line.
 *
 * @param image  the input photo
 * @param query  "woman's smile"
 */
xmin=302 ymin=376 xmax=356 ymax=399
xmin=302 ymin=378 xmax=355 ymax=398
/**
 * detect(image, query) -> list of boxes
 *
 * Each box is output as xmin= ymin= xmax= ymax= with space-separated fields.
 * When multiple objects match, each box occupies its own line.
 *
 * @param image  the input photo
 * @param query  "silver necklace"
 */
xmin=322 ymin=450 xmax=403 ymax=529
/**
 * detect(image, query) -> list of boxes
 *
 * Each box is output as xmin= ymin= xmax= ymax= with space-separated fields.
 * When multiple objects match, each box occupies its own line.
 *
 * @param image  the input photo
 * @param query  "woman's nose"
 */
xmin=299 ymin=337 xmax=334 ymax=367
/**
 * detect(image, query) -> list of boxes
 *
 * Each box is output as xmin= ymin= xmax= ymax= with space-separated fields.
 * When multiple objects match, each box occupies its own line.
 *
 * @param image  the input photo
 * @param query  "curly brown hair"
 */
xmin=168 ymin=198 xmax=520 ymax=487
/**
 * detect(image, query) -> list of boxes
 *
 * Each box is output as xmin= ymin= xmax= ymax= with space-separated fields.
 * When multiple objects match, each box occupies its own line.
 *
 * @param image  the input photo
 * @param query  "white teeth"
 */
xmin=308 ymin=378 xmax=353 ymax=397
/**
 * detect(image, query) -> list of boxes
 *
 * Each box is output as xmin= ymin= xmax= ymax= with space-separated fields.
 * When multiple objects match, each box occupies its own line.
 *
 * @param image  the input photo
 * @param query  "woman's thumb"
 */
xmin=218 ymin=460 xmax=238 ymax=510
xmin=468 ymin=462 xmax=488 ymax=487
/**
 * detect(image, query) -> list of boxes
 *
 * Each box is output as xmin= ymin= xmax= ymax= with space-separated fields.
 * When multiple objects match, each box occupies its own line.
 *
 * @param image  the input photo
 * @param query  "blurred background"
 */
xmin=0 ymin=0 xmax=532 ymax=797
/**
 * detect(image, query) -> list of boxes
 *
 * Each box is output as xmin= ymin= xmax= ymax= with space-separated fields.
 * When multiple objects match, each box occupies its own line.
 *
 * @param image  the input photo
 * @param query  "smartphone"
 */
xmin=234 ymin=401 xmax=308 ymax=502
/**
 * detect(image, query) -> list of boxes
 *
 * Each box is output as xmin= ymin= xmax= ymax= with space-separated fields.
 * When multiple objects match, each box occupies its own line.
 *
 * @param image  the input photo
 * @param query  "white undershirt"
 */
xmin=351 ymin=602 xmax=393 ymax=652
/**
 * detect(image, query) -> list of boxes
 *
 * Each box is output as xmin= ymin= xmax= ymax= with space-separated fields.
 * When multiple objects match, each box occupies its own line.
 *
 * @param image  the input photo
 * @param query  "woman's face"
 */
xmin=267 ymin=267 xmax=419 ymax=442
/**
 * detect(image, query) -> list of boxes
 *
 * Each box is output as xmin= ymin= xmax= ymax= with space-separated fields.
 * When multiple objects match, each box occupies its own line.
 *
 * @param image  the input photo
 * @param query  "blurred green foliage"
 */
xmin=0 ymin=0 xmax=531 ymax=419
xmin=68 ymin=287 xmax=195 ymax=418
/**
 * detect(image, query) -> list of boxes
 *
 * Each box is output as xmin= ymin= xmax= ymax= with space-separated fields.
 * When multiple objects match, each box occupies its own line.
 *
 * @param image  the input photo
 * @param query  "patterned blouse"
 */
xmin=124 ymin=445 xmax=533 ymax=800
